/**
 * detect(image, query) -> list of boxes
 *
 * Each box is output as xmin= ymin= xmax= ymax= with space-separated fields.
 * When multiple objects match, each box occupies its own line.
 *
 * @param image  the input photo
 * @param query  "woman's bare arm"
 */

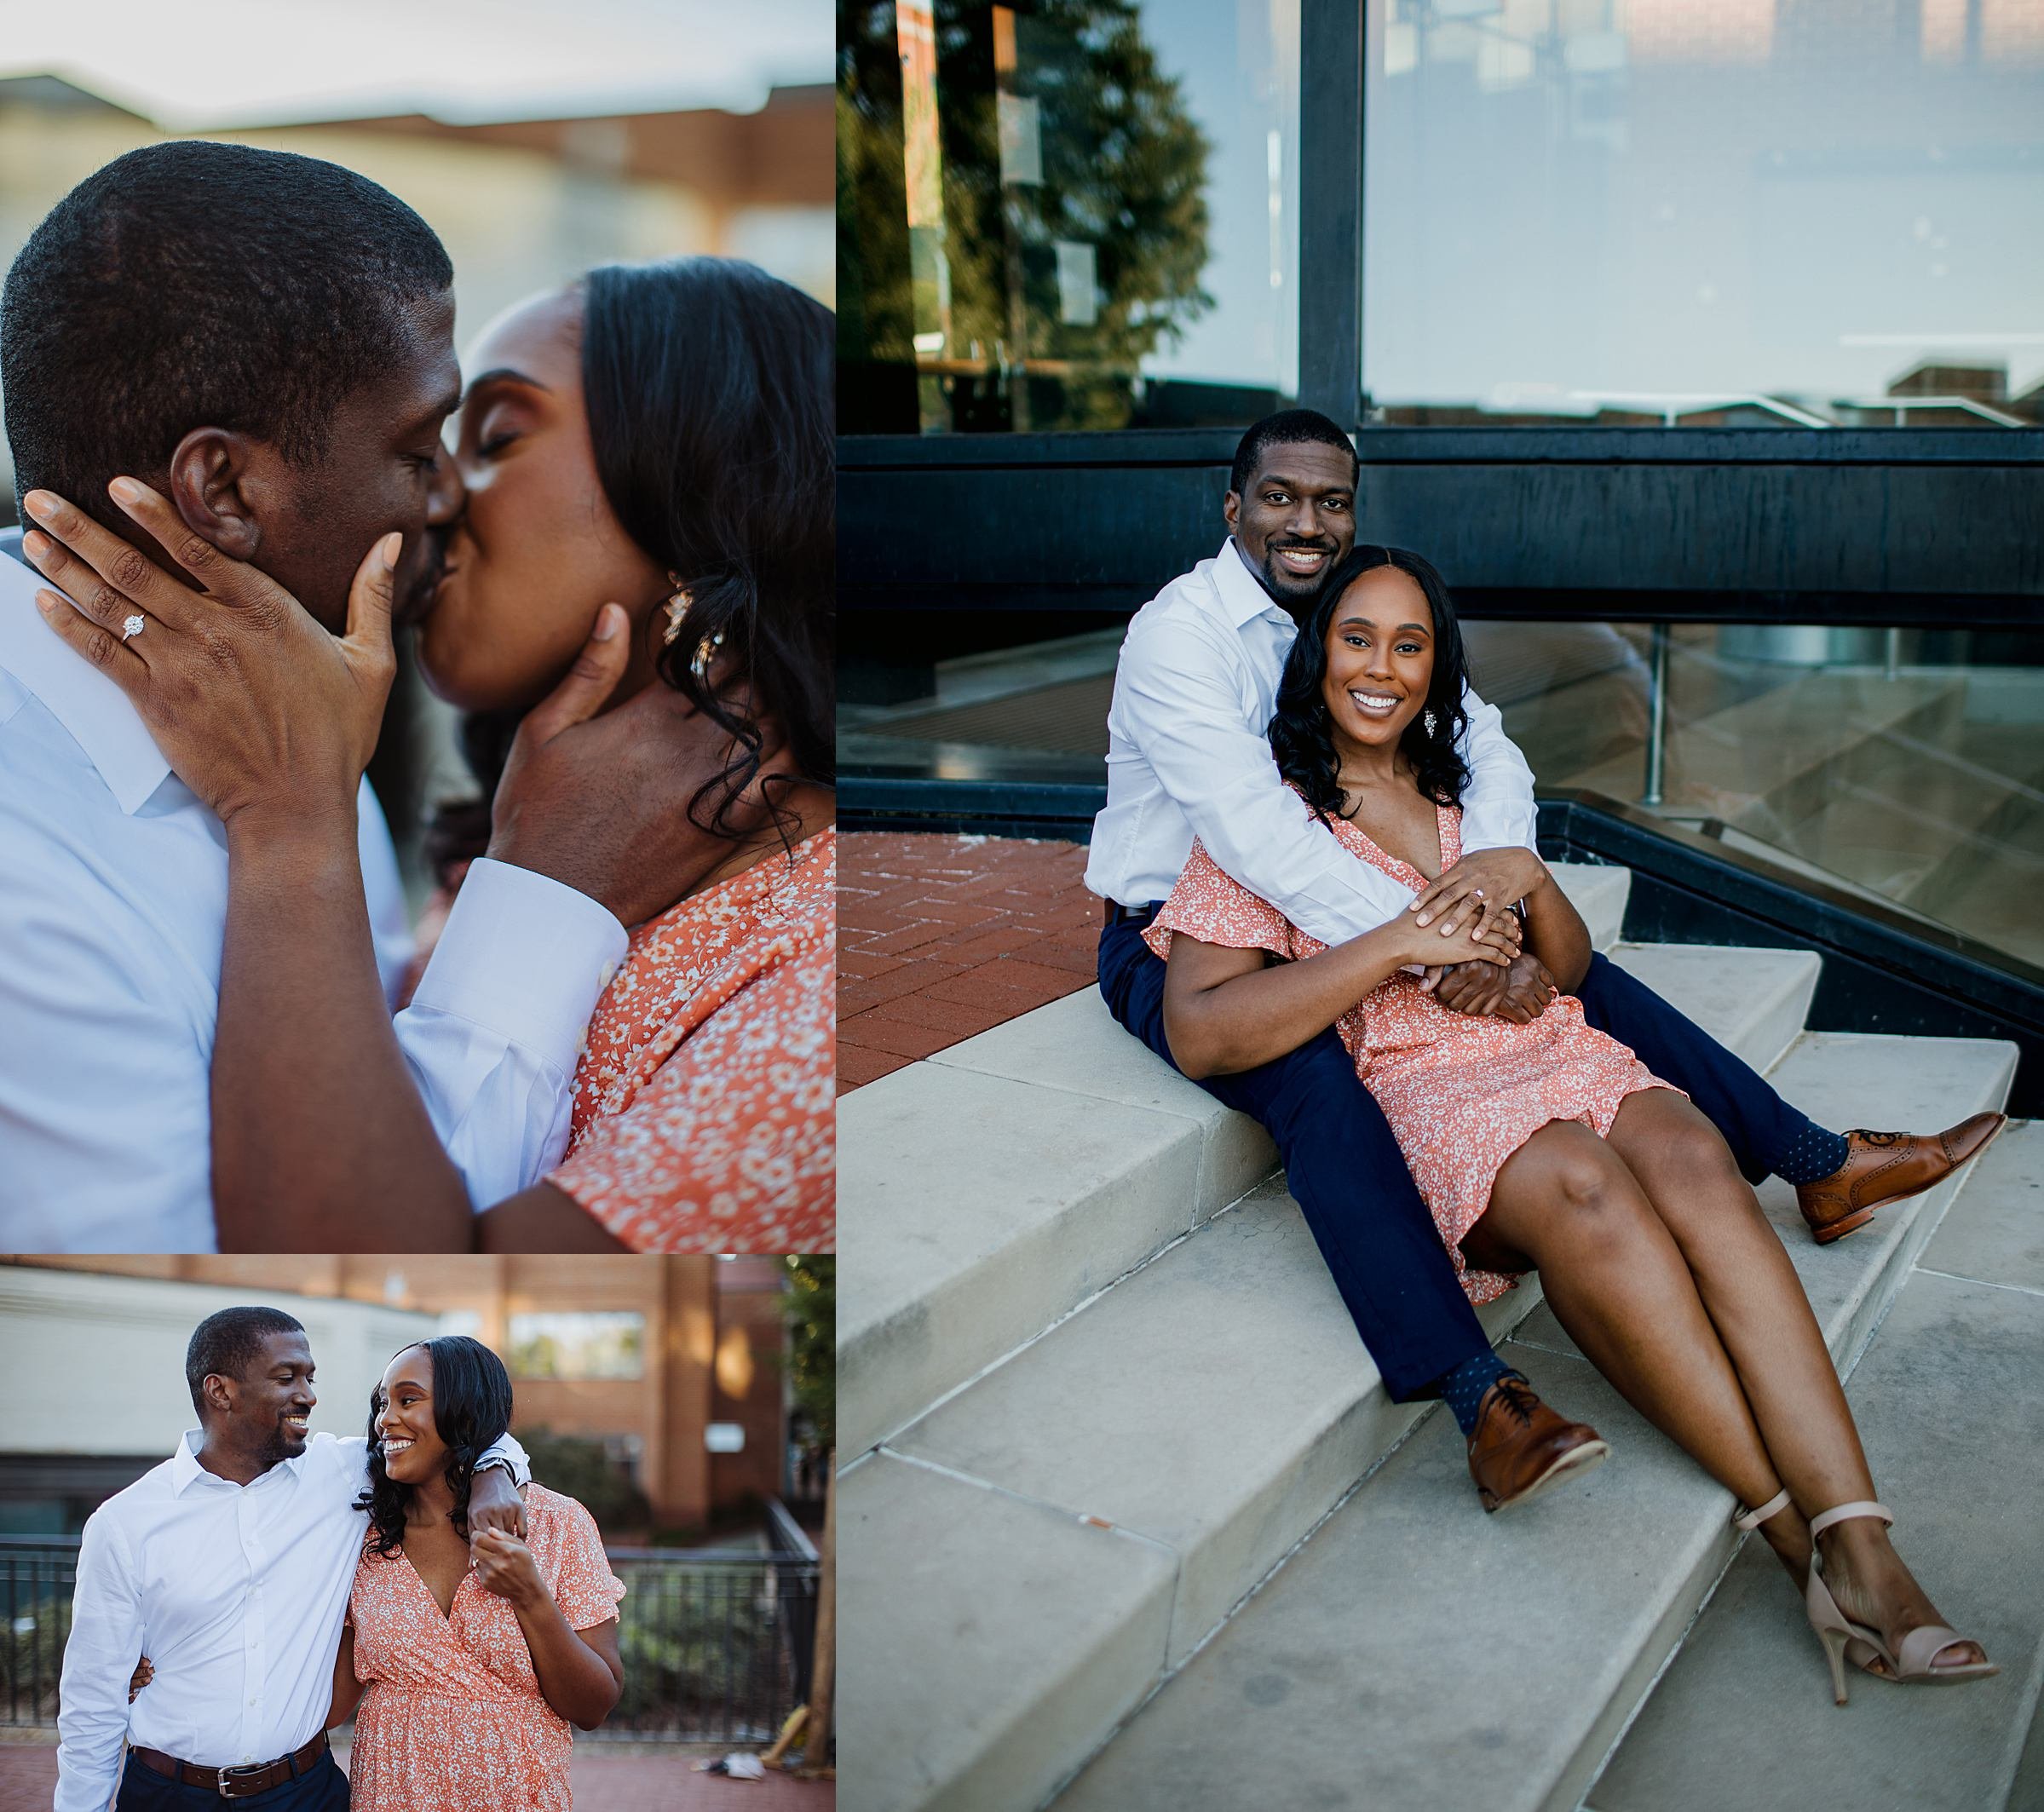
xmin=325 ymin=1622 xmax=366 ymax=1729
xmin=1161 ymin=911 xmax=1511 ymax=1079
xmin=470 ymin=1530 xmax=623 ymax=1729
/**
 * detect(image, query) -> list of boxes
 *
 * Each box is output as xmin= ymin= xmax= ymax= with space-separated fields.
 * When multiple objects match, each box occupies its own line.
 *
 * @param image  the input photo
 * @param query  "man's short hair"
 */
xmin=1229 ymin=408 xmax=1358 ymax=497
xmin=1 ymin=140 xmax=453 ymax=520
xmin=186 ymin=1307 xmax=306 ymax=1418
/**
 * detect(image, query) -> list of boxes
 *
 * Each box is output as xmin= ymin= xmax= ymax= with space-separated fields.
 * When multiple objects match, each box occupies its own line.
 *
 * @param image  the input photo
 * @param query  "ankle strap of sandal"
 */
xmin=1808 ymin=1499 xmax=1892 ymax=1540
xmin=1733 ymin=1487 xmax=1793 ymax=1531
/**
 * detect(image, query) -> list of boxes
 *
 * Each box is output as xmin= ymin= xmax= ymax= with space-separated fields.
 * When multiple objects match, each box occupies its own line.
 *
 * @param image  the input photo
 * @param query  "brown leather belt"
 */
xmin=133 ymin=1730 xmax=328 ymax=1799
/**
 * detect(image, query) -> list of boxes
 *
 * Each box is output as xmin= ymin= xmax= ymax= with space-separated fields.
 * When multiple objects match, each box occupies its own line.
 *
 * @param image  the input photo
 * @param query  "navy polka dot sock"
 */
xmin=1773 ymin=1122 xmax=1852 ymax=1186
xmin=1440 ymin=1351 xmax=1521 ymax=1437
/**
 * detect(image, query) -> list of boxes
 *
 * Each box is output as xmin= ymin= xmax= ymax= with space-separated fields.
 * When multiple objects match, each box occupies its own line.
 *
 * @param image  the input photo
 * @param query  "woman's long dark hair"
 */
xmin=428 ymin=256 xmax=834 ymax=877
xmin=355 ymin=1335 xmax=515 ymax=1558
xmin=1268 ymin=544 xmax=1472 ymax=820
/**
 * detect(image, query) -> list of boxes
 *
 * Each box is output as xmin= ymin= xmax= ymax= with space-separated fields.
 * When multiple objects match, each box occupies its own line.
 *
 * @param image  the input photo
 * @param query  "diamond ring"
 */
xmin=120 ymin=613 xmax=145 ymax=642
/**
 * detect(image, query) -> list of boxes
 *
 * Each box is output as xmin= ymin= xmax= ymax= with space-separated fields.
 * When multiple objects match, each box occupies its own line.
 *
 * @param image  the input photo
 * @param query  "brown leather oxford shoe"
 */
xmin=1795 ymin=1112 xmax=2007 ymax=1246
xmin=1466 ymin=1375 xmax=1610 ymax=1514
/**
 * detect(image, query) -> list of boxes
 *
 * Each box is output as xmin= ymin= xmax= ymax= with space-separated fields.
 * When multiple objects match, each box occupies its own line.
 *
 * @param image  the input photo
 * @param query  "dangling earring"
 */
xmin=659 ymin=576 xmax=693 ymax=647
xmin=1424 ymin=709 xmax=1438 ymax=736
xmin=691 ymin=629 xmax=726 ymax=682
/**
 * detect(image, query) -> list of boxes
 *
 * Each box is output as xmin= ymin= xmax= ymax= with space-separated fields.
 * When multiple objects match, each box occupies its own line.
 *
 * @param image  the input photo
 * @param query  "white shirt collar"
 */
xmin=166 ymin=1427 xmax=302 ymax=1494
xmin=0 ymin=534 xmax=172 ymax=814
xmin=1218 ymin=537 xmax=1295 ymax=630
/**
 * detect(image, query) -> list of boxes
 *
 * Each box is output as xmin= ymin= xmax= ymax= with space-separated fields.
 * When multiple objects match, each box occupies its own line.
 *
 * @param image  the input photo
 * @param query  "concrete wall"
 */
xmin=1 ymin=1256 xmax=769 ymax=1529
xmin=0 ymin=1265 xmax=435 ymax=1460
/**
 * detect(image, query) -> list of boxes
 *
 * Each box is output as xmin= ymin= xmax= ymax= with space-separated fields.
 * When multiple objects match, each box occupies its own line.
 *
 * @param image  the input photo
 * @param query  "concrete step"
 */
xmin=1040 ymin=1032 xmax=2016 ymax=1812
xmin=840 ymin=865 xmax=1631 ymax=1457
xmin=1605 ymin=941 xmax=1820 ymax=1080
xmin=1588 ymin=1121 xmax=2044 ymax=1812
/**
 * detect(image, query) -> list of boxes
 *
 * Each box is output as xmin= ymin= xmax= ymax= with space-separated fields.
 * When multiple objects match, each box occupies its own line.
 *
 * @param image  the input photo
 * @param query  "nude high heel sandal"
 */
xmin=1804 ymin=1500 xmax=1999 ymax=1705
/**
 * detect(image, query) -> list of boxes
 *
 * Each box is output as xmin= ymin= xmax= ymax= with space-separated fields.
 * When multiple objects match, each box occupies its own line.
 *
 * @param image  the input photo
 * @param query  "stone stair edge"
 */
xmin=842 ymin=924 xmax=1813 ymax=1458
xmin=1034 ymin=1032 xmax=2018 ymax=1812
xmin=842 ymin=1033 xmax=2017 ymax=1812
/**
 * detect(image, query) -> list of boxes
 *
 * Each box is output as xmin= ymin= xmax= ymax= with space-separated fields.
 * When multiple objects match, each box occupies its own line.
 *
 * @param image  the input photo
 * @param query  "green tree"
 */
xmin=782 ymin=1255 xmax=835 ymax=1454
xmin=839 ymin=0 xmax=1212 ymax=431
xmin=515 ymin=1428 xmax=653 ymax=1537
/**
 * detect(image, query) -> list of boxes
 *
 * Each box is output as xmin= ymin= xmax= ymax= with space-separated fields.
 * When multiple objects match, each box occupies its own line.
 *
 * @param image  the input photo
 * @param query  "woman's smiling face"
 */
xmin=413 ymin=285 xmax=668 ymax=714
xmin=1320 ymin=565 xmax=1436 ymax=756
xmin=373 ymin=1345 xmax=449 ymax=1487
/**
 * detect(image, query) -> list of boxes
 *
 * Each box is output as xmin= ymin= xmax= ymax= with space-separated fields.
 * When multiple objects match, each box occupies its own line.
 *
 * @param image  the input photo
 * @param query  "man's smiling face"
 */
xmin=1223 ymin=439 xmax=1358 ymax=613
xmin=215 ymin=1329 xmax=318 ymax=1469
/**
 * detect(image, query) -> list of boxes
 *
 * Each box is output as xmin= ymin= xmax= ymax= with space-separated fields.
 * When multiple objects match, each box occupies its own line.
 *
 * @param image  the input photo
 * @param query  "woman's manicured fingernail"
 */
xmin=21 ymin=529 xmax=49 ymax=561
xmin=22 ymin=491 xmax=55 ymax=521
xmin=592 ymin=604 xmax=619 ymax=641
xmin=108 ymin=477 xmax=143 ymax=505
xmin=381 ymin=531 xmax=402 ymax=568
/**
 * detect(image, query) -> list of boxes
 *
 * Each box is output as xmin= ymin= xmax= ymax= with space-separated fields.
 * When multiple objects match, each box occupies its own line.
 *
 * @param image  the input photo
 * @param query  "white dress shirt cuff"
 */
xmin=408 ymin=859 xmax=628 ymax=1079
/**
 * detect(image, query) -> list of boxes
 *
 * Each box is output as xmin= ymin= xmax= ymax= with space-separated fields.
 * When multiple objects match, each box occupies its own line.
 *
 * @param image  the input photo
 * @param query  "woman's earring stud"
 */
xmin=691 ymin=628 xmax=726 ymax=682
xmin=660 ymin=581 xmax=694 ymax=647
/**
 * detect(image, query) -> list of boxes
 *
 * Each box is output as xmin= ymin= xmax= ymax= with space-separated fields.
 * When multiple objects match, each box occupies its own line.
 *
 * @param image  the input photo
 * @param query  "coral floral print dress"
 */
xmin=1146 ymin=803 xmax=1674 ymax=1305
xmin=547 ymin=826 xmax=835 ymax=1251
xmin=347 ymin=1484 xmax=625 ymax=1812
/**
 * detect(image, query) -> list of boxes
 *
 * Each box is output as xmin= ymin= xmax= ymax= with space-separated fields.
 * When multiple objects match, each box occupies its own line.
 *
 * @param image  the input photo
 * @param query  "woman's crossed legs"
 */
xmin=1459 ymin=1088 xmax=1984 ymax=1674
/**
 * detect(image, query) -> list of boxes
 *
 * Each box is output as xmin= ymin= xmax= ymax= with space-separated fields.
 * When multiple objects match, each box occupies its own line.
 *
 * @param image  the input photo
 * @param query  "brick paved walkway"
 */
xmin=838 ymin=833 xmax=1097 ymax=1092
xmin=0 ymin=1737 xmax=833 ymax=1810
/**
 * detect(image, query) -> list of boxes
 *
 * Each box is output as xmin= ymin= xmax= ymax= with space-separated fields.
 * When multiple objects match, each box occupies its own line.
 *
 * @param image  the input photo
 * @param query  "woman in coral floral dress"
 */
xmin=330 ymin=1337 xmax=625 ymax=1812
xmin=538 ymin=822 xmax=833 ymax=1251
xmin=1148 ymin=544 xmax=1989 ymax=1695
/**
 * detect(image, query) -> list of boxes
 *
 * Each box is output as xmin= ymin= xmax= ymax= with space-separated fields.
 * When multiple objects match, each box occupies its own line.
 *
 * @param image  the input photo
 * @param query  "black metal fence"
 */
xmin=0 ymin=1536 xmax=74 ymax=1728
xmin=0 ymin=1536 xmax=817 ymax=1746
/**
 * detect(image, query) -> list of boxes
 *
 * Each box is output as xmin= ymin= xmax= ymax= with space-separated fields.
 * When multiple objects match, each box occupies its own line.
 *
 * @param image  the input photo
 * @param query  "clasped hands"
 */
xmin=1404 ymin=847 xmax=1561 ymax=1025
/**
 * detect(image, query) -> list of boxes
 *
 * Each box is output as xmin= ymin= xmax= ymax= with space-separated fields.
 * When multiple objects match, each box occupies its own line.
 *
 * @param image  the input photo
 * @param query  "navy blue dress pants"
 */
xmin=115 ymin=1747 xmax=350 ymax=1810
xmin=1097 ymin=910 xmax=1828 ymax=1401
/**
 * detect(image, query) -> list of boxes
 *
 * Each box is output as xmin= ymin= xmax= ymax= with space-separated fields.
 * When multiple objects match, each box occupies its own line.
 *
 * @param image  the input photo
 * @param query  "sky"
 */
xmin=0 ymin=0 xmax=832 ymax=125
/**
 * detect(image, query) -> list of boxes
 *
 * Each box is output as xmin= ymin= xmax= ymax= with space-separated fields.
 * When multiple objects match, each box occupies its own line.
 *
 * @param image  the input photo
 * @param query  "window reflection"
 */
xmin=1366 ymin=0 xmax=2044 ymax=425
xmin=508 ymin=1312 xmax=648 ymax=1380
xmin=839 ymin=0 xmax=1299 ymax=432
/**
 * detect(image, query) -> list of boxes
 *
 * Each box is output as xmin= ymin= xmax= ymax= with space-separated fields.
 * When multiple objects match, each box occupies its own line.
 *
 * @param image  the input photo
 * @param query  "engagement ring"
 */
xmin=120 ymin=614 xmax=145 ymax=642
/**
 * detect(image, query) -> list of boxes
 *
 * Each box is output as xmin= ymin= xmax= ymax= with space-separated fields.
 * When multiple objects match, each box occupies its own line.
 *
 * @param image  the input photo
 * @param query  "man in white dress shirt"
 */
xmin=0 ymin=141 xmax=730 ymax=1249
xmin=55 ymin=1306 xmax=531 ymax=1809
xmin=1089 ymin=409 xmax=1995 ymax=1510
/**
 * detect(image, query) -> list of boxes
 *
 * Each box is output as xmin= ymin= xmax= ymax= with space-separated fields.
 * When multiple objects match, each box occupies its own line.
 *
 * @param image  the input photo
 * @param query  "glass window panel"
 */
xmin=507 ymin=1312 xmax=647 ymax=1380
xmin=839 ymin=0 xmax=1300 ymax=432
xmin=1365 ymin=0 xmax=2044 ymax=425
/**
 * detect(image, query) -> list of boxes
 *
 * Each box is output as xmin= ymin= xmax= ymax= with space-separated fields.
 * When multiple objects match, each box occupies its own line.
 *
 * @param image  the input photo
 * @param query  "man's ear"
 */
xmin=166 ymin=428 xmax=285 ymax=562
xmin=1222 ymin=488 xmax=1241 ymax=535
xmin=201 ymin=1370 xmax=237 ymax=1420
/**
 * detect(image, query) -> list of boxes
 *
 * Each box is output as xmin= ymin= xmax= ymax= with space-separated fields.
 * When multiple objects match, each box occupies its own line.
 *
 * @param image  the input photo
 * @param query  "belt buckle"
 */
xmin=216 ymin=1762 xmax=268 ymax=1798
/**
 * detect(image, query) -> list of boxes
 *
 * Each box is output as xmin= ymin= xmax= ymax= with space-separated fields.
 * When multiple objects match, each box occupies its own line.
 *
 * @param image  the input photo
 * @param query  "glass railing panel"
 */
xmin=847 ymin=612 xmax=2044 ymax=972
xmin=1477 ymin=620 xmax=2044 ymax=969
xmin=838 ymin=621 xmax=1119 ymax=784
